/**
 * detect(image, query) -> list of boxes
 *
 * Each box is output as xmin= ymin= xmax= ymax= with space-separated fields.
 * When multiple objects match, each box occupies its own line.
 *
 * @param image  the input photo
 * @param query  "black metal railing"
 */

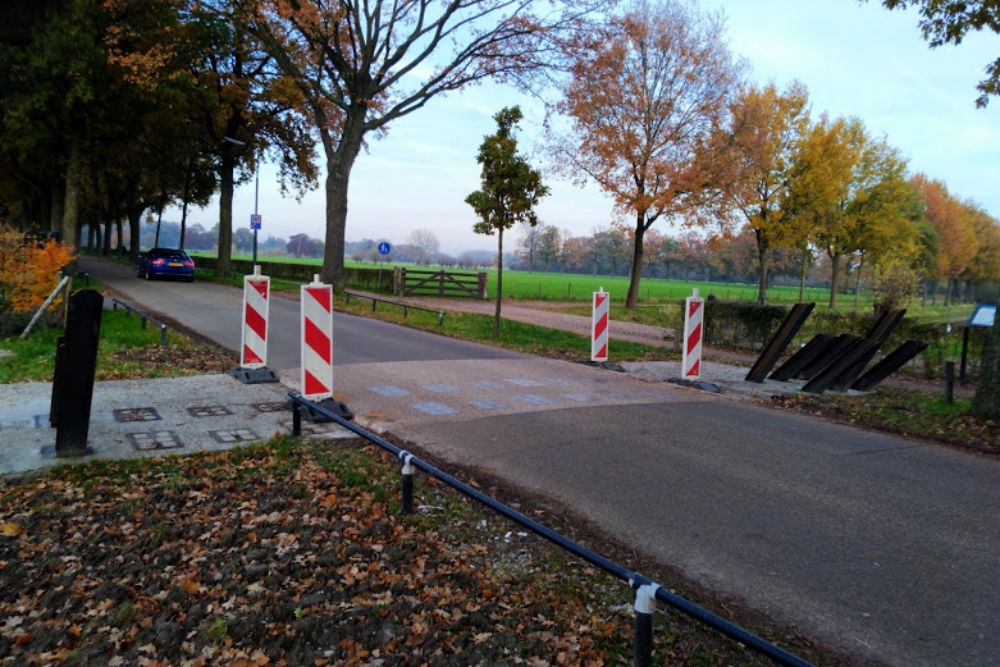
xmin=344 ymin=291 xmax=445 ymax=325
xmin=111 ymin=297 xmax=168 ymax=346
xmin=287 ymin=391 xmax=814 ymax=667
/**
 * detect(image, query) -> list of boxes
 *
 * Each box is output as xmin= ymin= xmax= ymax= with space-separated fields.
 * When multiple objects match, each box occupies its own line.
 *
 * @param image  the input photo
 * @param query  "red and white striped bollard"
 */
xmin=240 ymin=268 xmax=270 ymax=368
xmin=591 ymin=287 xmax=609 ymax=362
xmin=682 ymin=288 xmax=704 ymax=379
xmin=301 ymin=274 xmax=334 ymax=401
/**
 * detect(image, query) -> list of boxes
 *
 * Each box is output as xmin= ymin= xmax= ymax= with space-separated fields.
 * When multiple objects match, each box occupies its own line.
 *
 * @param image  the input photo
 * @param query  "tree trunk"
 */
xmin=49 ymin=176 xmax=63 ymax=234
xmin=127 ymin=207 xmax=142 ymax=262
xmin=102 ymin=221 xmax=112 ymax=255
xmin=321 ymin=115 xmax=365 ymax=291
xmin=625 ymin=218 xmax=646 ymax=309
xmin=828 ymin=252 xmax=841 ymax=309
xmin=755 ymin=228 xmax=768 ymax=305
xmin=116 ymin=220 xmax=124 ymax=256
xmin=494 ymin=227 xmax=504 ymax=338
xmin=798 ymin=246 xmax=808 ymax=302
xmin=217 ymin=145 xmax=235 ymax=275
xmin=61 ymin=134 xmax=82 ymax=248
xmin=853 ymin=258 xmax=863 ymax=311
xmin=154 ymin=206 xmax=162 ymax=248
xmin=179 ymin=160 xmax=191 ymax=251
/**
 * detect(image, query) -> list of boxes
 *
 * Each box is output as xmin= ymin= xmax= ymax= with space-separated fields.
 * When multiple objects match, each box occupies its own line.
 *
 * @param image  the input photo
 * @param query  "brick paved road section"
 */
xmin=283 ymin=358 xmax=688 ymax=431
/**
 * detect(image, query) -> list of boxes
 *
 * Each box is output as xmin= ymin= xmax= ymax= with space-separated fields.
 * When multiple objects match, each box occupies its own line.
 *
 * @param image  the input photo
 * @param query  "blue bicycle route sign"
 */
xmin=377 ymin=241 xmax=391 ymax=255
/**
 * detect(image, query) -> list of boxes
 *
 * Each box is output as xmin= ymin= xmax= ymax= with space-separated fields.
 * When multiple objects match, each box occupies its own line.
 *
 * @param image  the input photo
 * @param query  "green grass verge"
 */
xmin=1 ymin=306 xmax=233 ymax=384
xmin=337 ymin=295 xmax=677 ymax=363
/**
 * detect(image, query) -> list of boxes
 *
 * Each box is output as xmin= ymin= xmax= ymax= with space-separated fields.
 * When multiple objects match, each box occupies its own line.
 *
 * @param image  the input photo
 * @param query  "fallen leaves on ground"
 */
xmin=98 ymin=343 xmax=235 ymax=380
xmin=763 ymin=389 xmax=999 ymax=457
xmin=0 ymin=438 xmax=762 ymax=666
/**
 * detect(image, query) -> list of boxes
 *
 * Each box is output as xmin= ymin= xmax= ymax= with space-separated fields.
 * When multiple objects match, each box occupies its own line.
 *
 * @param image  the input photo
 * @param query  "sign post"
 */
xmin=961 ymin=304 xmax=997 ymax=383
xmin=377 ymin=241 xmax=391 ymax=290
xmin=591 ymin=287 xmax=609 ymax=362
xmin=682 ymin=288 xmax=704 ymax=380
xmin=250 ymin=213 xmax=261 ymax=274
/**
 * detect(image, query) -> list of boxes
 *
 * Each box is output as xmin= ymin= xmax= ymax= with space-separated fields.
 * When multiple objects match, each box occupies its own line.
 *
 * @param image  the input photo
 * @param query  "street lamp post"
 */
xmin=223 ymin=136 xmax=260 ymax=273
xmin=252 ymin=149 xmax=259 ymax=272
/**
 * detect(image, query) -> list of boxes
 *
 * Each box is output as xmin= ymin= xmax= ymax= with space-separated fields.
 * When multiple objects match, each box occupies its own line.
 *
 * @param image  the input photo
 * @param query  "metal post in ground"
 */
xmin=292 ymin=400 xmax=302 ymax=436
xmin=400 ymin=452 xmax=415 ymax=514
xmin=632 ymin=580 xmax=657 ymax=667
xmin=944 ymin=361 xmax=955 ymax=404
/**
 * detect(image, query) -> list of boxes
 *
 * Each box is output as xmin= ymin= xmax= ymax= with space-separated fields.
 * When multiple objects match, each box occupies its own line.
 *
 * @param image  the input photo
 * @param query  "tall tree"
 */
xmin=911 ymin=174 xmax=980 ymax=304
xmin=466 ymin=107 xmax=549 ymax=338
xmin=517 ymin=225 xmax=543 ymax=271
xmin=550 ymin=0 xmax=743 ymax=308
xmin=407 ymin=229 xmax=440 ymax=266
xmin=872 ymin=0 xmax=1000 ymax=106
xmin=722 ymin=82 xmax=810 ymax=303
xmin=536 ymin=225 xmax=563 ymax=271
xmin=245 ymin=0 xmax=601 ymax=290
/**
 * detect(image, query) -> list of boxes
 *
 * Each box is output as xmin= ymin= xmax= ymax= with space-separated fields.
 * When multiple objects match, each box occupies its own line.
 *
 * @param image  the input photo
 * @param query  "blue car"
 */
xmin=136 ymin=248 xmax=195 ymax=282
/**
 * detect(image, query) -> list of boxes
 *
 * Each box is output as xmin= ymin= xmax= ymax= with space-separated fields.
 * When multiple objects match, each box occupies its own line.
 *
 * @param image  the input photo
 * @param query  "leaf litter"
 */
xmin=0 ymin=437 xmax=783 ymax=666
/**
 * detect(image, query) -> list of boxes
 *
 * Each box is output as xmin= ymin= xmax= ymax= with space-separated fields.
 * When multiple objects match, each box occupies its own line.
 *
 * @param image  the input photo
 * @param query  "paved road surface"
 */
xmin=79 ymin=257 xmax=1000 ymax=667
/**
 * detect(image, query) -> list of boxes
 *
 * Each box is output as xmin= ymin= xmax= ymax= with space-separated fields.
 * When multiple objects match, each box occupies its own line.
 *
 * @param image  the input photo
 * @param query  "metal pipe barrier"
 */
xmin=287 ymin=391 xmax=814 ymax=667
xmin=344 ymin=290 xmax=445 ymax=326
xmin=111 ymin=296 xmax=168 ymax=346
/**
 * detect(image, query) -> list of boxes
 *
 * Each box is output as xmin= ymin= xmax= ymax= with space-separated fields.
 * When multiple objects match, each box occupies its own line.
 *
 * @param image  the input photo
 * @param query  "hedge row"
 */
xmin=195 ymin=257 xmax=393 ymax=293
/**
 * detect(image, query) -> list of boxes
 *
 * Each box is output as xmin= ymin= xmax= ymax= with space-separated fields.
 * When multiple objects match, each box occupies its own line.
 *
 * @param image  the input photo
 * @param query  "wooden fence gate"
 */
xmin=393 ymin=268 xmax=487 ymax=299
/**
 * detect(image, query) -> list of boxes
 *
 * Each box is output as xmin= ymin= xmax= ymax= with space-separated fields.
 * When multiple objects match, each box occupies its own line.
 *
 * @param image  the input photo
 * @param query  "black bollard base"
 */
xmin=284 ymin=397 xmax=354 ymax=422
xmin=229 ymin=366 xmax=279 ymax=384
xmin=41 ymin=443 xmax=94 ymax=459
xmin=667 ymin=377 xmax=721 ymax=393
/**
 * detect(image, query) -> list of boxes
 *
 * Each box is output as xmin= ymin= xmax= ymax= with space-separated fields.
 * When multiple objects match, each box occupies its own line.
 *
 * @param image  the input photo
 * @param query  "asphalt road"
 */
xmin=80 ymin=256 xmax=1000 ymax=667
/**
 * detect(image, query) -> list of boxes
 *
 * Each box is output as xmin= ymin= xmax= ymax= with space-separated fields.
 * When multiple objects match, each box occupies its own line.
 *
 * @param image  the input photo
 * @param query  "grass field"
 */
xmin=192 ymin=252 xmax=978 ymax=323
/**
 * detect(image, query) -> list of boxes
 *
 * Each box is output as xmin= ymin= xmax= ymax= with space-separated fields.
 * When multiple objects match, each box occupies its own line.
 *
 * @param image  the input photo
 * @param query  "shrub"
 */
xmin=0 ymin=224 xmax=75 ymax=314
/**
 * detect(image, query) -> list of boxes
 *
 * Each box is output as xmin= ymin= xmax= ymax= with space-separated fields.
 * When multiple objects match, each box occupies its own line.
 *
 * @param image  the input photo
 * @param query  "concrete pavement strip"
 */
xmin=0 ymin=374 xmax=354 ymax=478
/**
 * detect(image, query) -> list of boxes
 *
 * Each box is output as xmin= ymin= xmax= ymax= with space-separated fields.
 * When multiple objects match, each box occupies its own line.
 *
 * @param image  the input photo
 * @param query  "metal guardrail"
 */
xmin=344 ymin=290 xmax=445 ymax=326
xmin=111 ymin=297 xmax=168 ymax=346
xmin=286 ymin=392 xmax=814 ymax=667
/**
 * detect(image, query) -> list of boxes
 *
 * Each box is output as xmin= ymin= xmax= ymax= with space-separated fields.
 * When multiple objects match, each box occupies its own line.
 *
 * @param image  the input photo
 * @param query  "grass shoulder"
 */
xmin=1 ymin=283 xmax=234 ymax=384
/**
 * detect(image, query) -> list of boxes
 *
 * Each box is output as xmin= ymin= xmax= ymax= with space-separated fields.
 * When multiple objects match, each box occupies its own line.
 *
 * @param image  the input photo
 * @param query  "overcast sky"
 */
xmin=176 ymin=0 xmax=1000 ymax=254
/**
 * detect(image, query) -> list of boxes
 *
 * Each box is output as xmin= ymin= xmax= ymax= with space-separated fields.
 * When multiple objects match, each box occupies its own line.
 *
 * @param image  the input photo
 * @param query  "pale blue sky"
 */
xmin=184 ymin=0 xmax=1000 ymax=254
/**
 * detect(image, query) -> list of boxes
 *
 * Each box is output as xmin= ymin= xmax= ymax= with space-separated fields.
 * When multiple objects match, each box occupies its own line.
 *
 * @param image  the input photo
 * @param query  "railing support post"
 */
xmin=632 ymin=580 xmax=657 ymax=667
xmin=400 ymin=452 xmax=415 ymax=514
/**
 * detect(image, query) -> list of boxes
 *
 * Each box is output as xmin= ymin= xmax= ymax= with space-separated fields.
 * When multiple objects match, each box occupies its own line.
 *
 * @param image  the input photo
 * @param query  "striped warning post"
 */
xmin=301 ymin=275 xmax=334 ymax=401
xmin=240 ymin=272 xmax=270 ymax=369
xmin=591 ymin=288 xmax=609 ymax=362
xmin=682 ymin=288 xmax=704 ymax=379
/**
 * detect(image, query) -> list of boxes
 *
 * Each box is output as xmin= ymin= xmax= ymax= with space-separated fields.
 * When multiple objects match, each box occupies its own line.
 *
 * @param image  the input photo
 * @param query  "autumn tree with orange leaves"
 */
xmin=910 ymin=174 xmax=981 ymax=304
xmin=239 ymin=0 xmax=605 ymax=290
xmin=549 ymin=0 xmax=744 ymax=309
xmin=722 ymin=82 xmax=811 ymax=304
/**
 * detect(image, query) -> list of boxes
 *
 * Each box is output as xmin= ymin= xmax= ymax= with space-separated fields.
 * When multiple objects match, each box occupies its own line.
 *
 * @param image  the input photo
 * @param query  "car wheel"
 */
xmin=185 ymin=276 xmax=194 ymax=283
